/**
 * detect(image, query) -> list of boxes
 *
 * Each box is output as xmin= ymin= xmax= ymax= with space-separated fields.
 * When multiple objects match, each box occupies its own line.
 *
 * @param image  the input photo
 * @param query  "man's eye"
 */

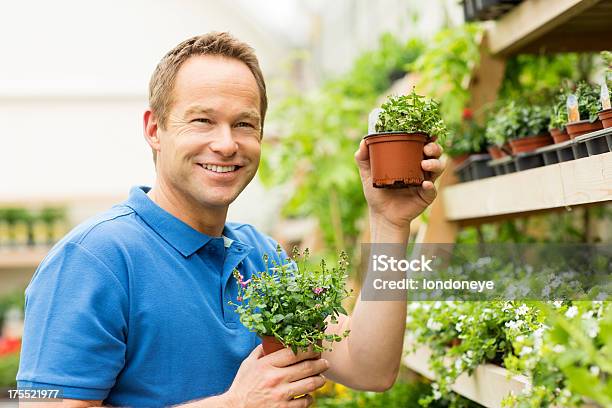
xmin=192 ymin=118 xmax=211 ymax=124
xmin=236 ymin=122 xmax=256 ymax=129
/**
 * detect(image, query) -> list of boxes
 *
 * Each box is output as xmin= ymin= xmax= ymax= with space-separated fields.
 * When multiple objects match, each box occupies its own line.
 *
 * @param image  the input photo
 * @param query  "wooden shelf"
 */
xmin=0 ymin=248 xmax=49 ymax=270
xmin=487 ymin=0 xmax=612 ymax=56
xmin=442 ymin=152 xmax=612 ymax=223
xmin=404 ymin=345 xmax=529 ymax=408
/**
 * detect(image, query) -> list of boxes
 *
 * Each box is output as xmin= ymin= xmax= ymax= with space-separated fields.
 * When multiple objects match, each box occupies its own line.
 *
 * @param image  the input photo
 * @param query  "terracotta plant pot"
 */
xmin=487 ymin=145 xmax=505 ymax=159
xmin=508 ymin=133 xmax=553 ymax=154
xmin=451 ymin=153 xmax=470 ymax=167
xmin=364 ymin=132 xmax=428 ymax=188
xmin=598 ymin=109 xmax=612 ymax=129
xmin=550 ymin=128 xmax=570 ymax=144
xmin=566 ymin=120 xmax=603 ymax=139
xmin=260 ymin=335 xmax=286 ymax=355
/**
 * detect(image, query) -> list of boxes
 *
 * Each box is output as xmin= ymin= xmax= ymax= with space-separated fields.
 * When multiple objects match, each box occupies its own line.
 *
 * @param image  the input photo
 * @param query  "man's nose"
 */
xmin=209 ymin=125 xmax=238 ymax=157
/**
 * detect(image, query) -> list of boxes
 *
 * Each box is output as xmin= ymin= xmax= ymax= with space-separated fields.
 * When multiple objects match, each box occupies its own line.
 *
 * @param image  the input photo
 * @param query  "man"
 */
xmin=17 ymin=32 xmax=444 ymax=407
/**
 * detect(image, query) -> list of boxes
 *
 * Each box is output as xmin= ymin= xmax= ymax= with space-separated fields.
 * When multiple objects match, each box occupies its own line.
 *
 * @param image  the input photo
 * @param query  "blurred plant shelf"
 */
xmin=0 ymin=248 xmax=48 ymax=270
xmin=404 ymin=345 xmax=529 ymax=408
xmin=443 ymin=151 xmax=612 ymax=223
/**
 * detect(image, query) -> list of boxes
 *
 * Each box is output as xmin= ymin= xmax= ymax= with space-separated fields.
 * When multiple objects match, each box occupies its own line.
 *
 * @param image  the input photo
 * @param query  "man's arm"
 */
xmin=20 ymin=345 xmax=327 ymax=408
xmin=322 ymin=139 xmax=444 ymax=391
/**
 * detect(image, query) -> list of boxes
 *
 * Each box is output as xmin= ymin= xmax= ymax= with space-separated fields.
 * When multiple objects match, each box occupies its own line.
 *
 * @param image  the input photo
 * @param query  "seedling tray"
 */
xmin=573 ymin=127 xmax=612 ymax=157
xmin=455 ymin=153 xmax=494 ymax=182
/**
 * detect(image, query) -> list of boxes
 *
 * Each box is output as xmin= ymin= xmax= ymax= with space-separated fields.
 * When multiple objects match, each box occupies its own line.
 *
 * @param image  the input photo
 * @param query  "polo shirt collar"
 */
xmin=125 ymin=186 xmax=215 ymax=257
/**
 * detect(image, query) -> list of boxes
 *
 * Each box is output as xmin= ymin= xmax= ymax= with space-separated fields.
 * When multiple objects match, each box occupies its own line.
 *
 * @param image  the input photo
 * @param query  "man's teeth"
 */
xmin=203 ymin=164 xmax=237 ymax=173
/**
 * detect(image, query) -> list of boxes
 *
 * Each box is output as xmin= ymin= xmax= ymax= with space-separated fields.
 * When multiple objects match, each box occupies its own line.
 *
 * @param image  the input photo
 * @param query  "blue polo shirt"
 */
xmin=17 ymin=186 xmax=286 ymax=407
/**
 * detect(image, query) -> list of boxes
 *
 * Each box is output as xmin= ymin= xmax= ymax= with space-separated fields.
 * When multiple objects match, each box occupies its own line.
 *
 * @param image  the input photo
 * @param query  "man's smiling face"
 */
xmin=155 ymin=55 xmax=262 ymax=209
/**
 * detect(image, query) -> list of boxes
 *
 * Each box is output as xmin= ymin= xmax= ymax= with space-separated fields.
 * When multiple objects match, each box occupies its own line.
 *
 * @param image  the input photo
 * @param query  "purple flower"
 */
xmin=313 ymin=287 xmax=325 ymax=295
xmin=240 ymin=279 xmax=251 ymax=288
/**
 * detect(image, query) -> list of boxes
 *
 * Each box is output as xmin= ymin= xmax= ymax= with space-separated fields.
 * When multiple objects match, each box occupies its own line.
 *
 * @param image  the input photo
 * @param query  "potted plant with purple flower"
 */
xmin=229 ymin=247 xmax=352 ymax=355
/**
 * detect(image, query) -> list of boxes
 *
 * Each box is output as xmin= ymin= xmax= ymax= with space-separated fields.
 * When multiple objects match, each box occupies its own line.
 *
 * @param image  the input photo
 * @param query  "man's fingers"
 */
xmin=281 ymin=375 xmax=326 ymax=401
xmin=421 ymin=159 xmax=443 ymax=174
xmin=420 ymin=181 xmax=437 ymax=203
xmin=285 ymin=358 xmax=330 ymax=383
xmin=265 ymin=347 xmax=322 ymax=368
xmin=250 ymin=344 xmax=265 ymax=360
xmin=424 ymin=142 xmax=442 ymax=158
xmin=354 ymin=139 xmax=370 ymax=169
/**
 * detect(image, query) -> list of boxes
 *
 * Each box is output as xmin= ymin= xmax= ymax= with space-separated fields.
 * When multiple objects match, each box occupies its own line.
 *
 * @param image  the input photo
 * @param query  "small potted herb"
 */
xmin=230 ymin=247 xmax=352 ymax=355
xmin=507 ymin=103 xmax=553 ymax=154
xmin=549 ymin=88 xmax=570 ymax=143
xmin=597 ymin=51 xmax=612 ymax=128
xmin=484 ymin=104 xmax=513 ymax=158
xmin=364 ymin=89 xmax=448 ymax=188
xmin=565 ymin=81 xmax=604 ymax=138
xmin=485 ymin=101 xmax=552 ymax=155
xmin=445 ymin=108 xmax=487 ymax=165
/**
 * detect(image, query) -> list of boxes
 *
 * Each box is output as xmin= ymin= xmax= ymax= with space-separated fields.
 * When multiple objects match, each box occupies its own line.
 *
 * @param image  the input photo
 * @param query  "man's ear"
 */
xmin=143 ymin=109 xmax=161 ymax=154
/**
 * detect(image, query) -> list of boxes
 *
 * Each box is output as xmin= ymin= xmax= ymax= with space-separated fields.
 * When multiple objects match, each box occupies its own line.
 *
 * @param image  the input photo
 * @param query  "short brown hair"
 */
xmin=148 ymin=32 xmax=267 ymax=158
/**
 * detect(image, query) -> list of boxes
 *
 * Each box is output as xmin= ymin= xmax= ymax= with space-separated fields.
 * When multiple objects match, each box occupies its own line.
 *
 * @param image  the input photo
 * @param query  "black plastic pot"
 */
xmin=463 ymin=0 xmax=523 ymax=22
xmin=454 ymin=153 xmax=494 ymax=182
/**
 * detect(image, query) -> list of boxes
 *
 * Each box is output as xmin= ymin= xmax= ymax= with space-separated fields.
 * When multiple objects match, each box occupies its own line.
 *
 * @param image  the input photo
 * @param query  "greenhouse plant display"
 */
xmin=406 ymin=300 xmax=611 ymax=408
xmin=565 ymin=81 xmax=604 ymax=139
xmin=506 ymin=103 xmax=553 ymax=154
xmin=363 ymin=89 xmax=448 ymax=188
xmin=445 ymin=108 xmax=487 ymax=165
xmin=230 ymin=247 xmax=352 ymax=355
xmin=485 ymin=100 xmax=553 ymax=155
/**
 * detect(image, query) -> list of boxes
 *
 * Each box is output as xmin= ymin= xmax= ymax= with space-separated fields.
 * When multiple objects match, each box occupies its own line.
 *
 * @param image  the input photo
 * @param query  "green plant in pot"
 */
xmin=597 ymin=51 xmax=612 ymax=129
xmin=484 ymin=102 xmax=515 ymax=158
xmin=445 ymin=108 xmax=487 ymax=164
xmin=507 ymin=103 xmax=553 ymax=154
xmin=565 ymin=81 xmax=604 ymax=138
xmin=230 ymin=247 xmax=352 ymax=355
xmin=364 ymin=89 xmax=447 ymax=188
xmin=549 ymin=87 xmax=571 ymax=143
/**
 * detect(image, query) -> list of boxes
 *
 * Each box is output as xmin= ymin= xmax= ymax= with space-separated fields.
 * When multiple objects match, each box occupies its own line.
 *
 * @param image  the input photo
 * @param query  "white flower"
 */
xmin=516 ymin=304 xmax=529 ymax=316
xmin=455 ymin=359 xmax=463 ymax=370
xmin=590 ymin=366 xmax=600 ymax=376
xmin=455 ymin=322 xmax=463 ymax=333
xmin=466 ymin=350 xmax=474 ymax=358
xmin=565 ymin=306 xmax=578 ymax=318
xmin=552 ymin=344 xmax=565 ymax=353
xmin=505 ymin=320 xmax=523 ymax=331
xmin=587 ymin=324 xmax=599 ymax=338
xmin=515 ymin=335 xmax=525 ymax=343
xmin=582 ymin=310 xmax=594 ymax=319
xmin=427 ymin=318 xmax=443 ymax=332
xmin=519 ymin=346 xmax=533 ymax=356
xmin=553 ymin=300 xmax=563 ymax=308
xmin=433 ymin=390 xmax=442 ymax=400
xmin=533 ymin=327 xmax=545 ymax=349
